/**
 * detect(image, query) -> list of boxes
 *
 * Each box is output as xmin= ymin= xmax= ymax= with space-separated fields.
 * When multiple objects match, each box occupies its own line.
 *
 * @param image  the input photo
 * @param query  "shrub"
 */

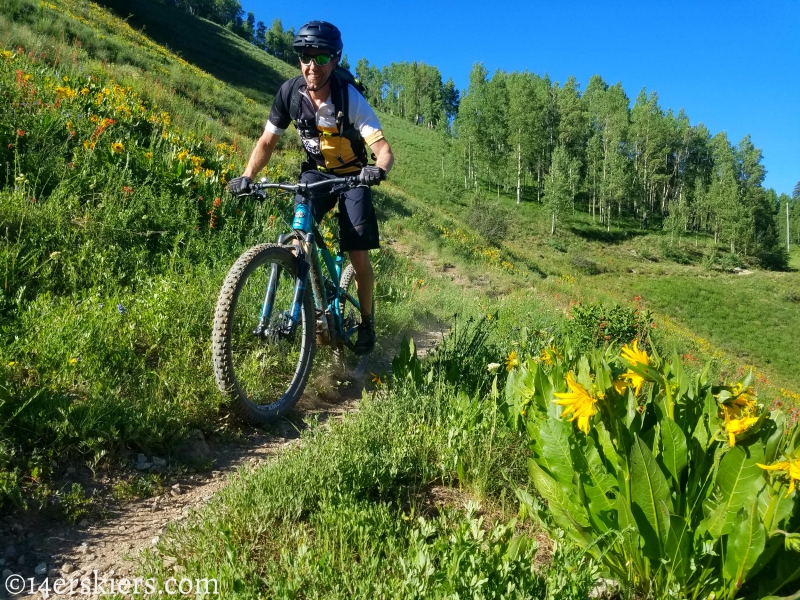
xmin=547 ymin=237 xmax=567 ymax=253
xmin=569 ymin=255 xmax=605 ymax=275
xmin=466 ymin=195 xmax=508 ymax=243
xmin=565 ymin=302 xmax=652 ymax=352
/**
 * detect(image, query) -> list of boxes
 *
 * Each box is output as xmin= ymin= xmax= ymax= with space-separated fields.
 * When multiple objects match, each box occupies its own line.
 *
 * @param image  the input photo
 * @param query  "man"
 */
xmin=228 ymin=21 xmax=394 ymax=355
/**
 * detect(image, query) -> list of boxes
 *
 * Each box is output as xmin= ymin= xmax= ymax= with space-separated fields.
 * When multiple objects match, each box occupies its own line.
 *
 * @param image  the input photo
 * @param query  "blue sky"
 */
xmin=241 ymin=0 xmax=799 ymax=196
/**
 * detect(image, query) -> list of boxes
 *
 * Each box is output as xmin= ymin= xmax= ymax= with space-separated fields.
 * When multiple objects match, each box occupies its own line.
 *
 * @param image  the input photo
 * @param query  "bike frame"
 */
xmin=251 ymin=178 xmax=363 ymax=350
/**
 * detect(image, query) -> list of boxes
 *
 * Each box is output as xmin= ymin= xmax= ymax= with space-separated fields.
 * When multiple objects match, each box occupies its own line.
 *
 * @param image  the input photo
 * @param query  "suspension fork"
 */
xmin=252 ymin=262 xmax=281 ymax=337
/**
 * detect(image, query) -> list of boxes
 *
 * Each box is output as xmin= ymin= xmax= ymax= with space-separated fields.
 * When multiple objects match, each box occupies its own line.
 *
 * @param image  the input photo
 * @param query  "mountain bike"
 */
xmin=211 ymin=176 xmax=376 ymax=424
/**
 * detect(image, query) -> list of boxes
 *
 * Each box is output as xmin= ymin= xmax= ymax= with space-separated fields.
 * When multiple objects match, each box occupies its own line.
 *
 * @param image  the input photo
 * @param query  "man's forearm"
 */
xmin=370 ymin=139 xmax=394 ymax=174
xmin=243 ymin=132 xmax=279 ymax=179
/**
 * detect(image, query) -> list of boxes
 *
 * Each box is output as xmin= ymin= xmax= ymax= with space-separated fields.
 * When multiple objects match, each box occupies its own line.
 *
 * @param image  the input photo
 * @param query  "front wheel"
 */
xmin=212 ymin=244 xmax=316 ymax=424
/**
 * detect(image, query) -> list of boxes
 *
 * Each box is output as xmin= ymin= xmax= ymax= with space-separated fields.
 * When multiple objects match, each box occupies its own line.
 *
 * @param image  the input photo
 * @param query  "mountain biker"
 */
xmin=228 ymin=20 xmax=394 ymax=356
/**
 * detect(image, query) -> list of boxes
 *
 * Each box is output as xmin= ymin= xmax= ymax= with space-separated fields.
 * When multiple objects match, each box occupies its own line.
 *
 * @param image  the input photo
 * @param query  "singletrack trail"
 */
xmin=0 ymin=328 xmax=444 ymax=600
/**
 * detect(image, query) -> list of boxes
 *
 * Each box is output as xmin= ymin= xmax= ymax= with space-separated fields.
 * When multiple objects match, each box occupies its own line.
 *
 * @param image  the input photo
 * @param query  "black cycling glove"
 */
xmin=228 ymin=175 xmax=253 ymax=195
xmin=358 ymin=166 xmax=385 ymax=186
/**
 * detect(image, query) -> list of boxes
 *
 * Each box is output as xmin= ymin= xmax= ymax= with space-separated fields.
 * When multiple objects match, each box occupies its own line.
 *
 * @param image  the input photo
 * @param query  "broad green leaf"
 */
xmin=764 ymin=412 xmax=786 ymax=463
xmin=538 ymin=418 xmax=575 ymax=494
xmin=758 ymin=483 xmax=796 ymax=532
xmin=581 ymin=441 xmax=617 ymax=527
xmin=664 ymin=514 xmax=691 ymax=582
xmin=527 ymin=458 xmax=591 ymax=538
xmin=661 ymin=417 xmax=688 ymax=483
xmin=630 ymin=436 xmax=672 ymax=560
xmin=700 ymin=443 xmax=765 ymax=538
xmin=594 ymin=422 xmax=620 ymax=478
xmin=724 ymin=502 xmax=765 ymax=587
xmin=616 ymin=494 xmax=645 ymax=573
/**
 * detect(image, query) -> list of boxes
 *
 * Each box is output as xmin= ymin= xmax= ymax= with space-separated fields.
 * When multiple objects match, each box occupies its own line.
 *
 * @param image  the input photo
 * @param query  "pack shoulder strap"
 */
xmin=288 ymin=76 xmax=305 ymax=124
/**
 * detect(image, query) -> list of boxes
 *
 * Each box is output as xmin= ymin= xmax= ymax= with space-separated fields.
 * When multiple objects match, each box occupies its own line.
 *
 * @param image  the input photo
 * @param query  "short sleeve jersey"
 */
xmin=265 ymin=76 xmax=384 ymax=173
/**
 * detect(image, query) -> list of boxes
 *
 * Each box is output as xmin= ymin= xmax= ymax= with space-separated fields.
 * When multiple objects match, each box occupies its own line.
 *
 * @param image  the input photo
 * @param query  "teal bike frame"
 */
xmin=249 ymin=177 xmax=363 ymax=351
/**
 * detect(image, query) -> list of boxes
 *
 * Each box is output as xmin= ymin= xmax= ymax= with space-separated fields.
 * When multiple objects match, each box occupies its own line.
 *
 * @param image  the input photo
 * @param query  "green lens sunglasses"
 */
xmin=298 ymin=53 xmax=333 ymax=66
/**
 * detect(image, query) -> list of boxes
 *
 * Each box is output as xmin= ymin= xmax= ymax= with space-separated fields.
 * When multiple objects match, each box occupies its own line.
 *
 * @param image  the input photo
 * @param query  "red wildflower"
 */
xmin=122 ymin=186 xmax=134 ymax=195
xmin=16 ymin=129 xmax=25 ymax=137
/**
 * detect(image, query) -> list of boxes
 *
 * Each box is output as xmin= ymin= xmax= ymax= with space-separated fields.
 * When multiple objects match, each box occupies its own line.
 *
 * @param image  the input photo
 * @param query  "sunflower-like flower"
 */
xmin=539 ymin=344 xmax=562 ymax=367
xmin=613 ymin=378 xmax=628 ymax=396
xmin=505 ymin=351 xmax=520 ymax=372
xmin=757 ymin=459 xmax=800 ymax=497
xmin=553 ymin=372 xmax=598 ymax=434
xmin=721 ymin=382 xmax=757 ymax=418
xmin=620 ymin=340 xmax=650 ymax=395
xmin=110 ymin=141 xmax=124 ymax=153
xmin=723 ymin=407 xmax=759 ymax=447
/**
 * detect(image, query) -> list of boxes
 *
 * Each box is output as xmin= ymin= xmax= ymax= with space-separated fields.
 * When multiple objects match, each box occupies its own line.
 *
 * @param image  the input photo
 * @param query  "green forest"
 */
xmin=153 ymin=0 xmax=800 ymax=269
xmin=1 ymin=0 xmax=800 ymax=598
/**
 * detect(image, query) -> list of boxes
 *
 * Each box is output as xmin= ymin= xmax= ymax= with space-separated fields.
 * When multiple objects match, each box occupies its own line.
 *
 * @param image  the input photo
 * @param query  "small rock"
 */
xmin=173 ymin=565 xmax=186 ymax=574
xmin=61 ymin=563 xmax=74 ymax=575
xmin=10 ymin=523 xmax=23 ymax=533
xmin=136 ymin=461 xmax=153 ymax=470
xmin=151 ymin=537 xmax=159 ymax=546
xmin=65 ymin=467 xmax=76 ymax=476
xmin=77 ymin=544 xmax=88 ymax=554
xmin=0 ymin=558 xmax=4 ymax=567
xmin=17 ymin=555 xmax=24 ymax=566
xmin=152 ymin=456 xmax=167 ymax=468
xmin=175 ymin=430 xmax=211 ymax=461
xmin=170 ymin=484 xmax=182 ymax=496
xmin=48 ymin=568 xmax=58 ymax=577
xmin=137 ymin=453 xmax=148 ymax=464
xmin=83 ymin=554 xmax=96 ymax=562
xmin=2 ymin=568 xmax=13 ymax=581
xmin=34 ymin=562 xmax=47 ymax=575
xmin=3 ymin=545 xmax=15 ymax=559
xmin=118 ymin=526 xmax=126 ymax=532
xmin=162 ymin=556 xmax=176 ymax=568
xmin=78 ymin=519 xmax=89 ymax=527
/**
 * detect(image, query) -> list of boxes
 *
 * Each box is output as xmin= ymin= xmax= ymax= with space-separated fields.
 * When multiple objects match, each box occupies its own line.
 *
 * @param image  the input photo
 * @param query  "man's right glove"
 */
xmin=358 ymin=166 xmax=385 ymax=186
xmin=228 ymin=175 xmax=253 ymax=195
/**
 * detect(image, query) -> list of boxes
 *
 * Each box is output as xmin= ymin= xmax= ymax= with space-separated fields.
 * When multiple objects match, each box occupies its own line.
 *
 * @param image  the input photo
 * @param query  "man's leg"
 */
xmin=348 ymin=250 xmax=374 ymax=319
xmin=338 ymin=185 xmax=379 ymax=355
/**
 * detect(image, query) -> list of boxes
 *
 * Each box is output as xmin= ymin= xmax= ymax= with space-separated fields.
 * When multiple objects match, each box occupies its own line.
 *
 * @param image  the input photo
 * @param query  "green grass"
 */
xmin=138 ymin=327 xmax=598 ymax=599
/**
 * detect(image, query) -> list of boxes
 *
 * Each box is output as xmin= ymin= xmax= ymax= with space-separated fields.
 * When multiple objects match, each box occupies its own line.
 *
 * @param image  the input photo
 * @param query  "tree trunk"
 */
xmin=516 ymin=139 xmax=521 ymax=205
xmin=551 ymin=212 xmax=555 ymax=235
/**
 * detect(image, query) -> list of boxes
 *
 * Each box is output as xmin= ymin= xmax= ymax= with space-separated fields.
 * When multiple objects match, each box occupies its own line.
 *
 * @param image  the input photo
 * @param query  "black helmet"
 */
xmin=293 ymin=21 xmax=343 ymax=55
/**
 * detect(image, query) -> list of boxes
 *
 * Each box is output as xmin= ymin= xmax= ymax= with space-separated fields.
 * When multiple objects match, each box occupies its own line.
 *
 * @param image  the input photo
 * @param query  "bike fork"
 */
xmin=253 ymin=263 xmax=280 ymax=337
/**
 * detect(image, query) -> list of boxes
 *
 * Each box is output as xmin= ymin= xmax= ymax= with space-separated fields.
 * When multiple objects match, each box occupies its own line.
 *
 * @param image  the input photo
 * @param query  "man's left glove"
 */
xmin=358 ymin=166 xmax=385 ymax=186
xmin=228 ymin=175 xmax=253 ymax=195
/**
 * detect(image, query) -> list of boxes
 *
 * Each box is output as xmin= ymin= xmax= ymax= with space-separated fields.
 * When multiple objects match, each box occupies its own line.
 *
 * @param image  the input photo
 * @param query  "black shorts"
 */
xmin=295 ymin=170 xmax=380 ymax=252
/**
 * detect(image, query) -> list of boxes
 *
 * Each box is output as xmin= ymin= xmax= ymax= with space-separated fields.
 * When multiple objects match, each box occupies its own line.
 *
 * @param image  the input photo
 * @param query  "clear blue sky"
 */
xmin=241 ymin=0 xmax=799 ymax=196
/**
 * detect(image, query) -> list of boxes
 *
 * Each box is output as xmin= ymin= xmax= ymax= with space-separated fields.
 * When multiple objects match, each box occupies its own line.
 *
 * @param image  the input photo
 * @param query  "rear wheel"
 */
xmin=334 ymin=264 xmax=373 ymax=368
xmin=212 ymin=244 xmax=315 ymax=424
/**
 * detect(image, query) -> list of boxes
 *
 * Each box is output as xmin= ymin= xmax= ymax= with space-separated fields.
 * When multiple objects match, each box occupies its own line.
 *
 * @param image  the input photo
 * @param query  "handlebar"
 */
xmin=235 ymin=176 xmax=368 ymax=201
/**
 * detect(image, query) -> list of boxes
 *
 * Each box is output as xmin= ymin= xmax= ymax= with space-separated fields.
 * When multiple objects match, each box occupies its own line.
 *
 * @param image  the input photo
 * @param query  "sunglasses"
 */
xmin=298 ymin=53 xmax=334 ymax=66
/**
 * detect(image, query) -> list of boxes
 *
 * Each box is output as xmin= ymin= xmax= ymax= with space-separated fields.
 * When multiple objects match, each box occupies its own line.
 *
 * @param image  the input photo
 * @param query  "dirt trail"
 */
xmin=0 ymin=329 xmax=443 ymax=600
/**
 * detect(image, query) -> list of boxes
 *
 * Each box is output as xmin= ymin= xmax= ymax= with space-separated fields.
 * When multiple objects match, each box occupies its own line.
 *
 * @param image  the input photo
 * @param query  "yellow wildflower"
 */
xmin=370 ymin=372 xmax=383 ymax=387
xmin=757 ymin=459 xmax=800 ymax=497
xmin=68 ymin=357 xmax=79 ymax=365
xmin=144 ymin=151 xmax=152 ymax=160
xmin=81 ymin=87 xmax=90 ymax=96
xmin=190 ymin=155 xmax=204 ymax=167
xmin=111 ymin=141 xmax=124 ymax=153
xmin=620 ymin=340 xmax=650 ymax=394
xmin=90 ymin=114 xmax=99 ymax=123
xmin=7 ymin=361 xmax=17 ymax=367
xmin=613 ymin=379 xmax=628 ymax=395
xmin=553 ymin=371 xmax=598 ymax=434
xmin=177 ymin=150 xmax=189 ymax=161
xmin=505 ymin=351 xmax=519 ymax=372
xmin=723 ymin=409 xmax=759 ymax=447
xmin=83 ymin=140 xmax=96 ymax=150
xmin=204 ymin=168 xmax=214 ymax=178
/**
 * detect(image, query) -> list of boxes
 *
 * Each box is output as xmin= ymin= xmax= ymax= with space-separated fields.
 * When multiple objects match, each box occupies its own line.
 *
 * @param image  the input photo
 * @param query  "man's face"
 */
xmin=299 ymin=50 xmax=338 ymax=92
